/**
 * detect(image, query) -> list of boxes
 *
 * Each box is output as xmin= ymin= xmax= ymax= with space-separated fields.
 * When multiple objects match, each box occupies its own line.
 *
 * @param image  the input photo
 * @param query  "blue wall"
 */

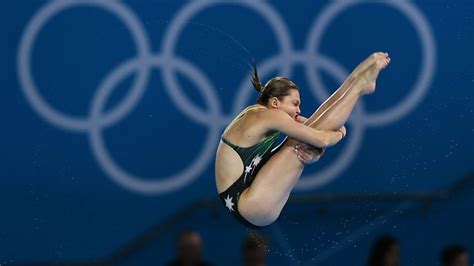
xmin=1 ymin=0 xmax=473 ymax=265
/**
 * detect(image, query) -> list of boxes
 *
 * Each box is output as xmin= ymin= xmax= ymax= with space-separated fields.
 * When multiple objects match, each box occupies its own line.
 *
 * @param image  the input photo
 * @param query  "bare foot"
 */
xmin=347 ymin=52 xmax=387 ymax=80
xmin=354 ymin=53 xmax=391 ymax=95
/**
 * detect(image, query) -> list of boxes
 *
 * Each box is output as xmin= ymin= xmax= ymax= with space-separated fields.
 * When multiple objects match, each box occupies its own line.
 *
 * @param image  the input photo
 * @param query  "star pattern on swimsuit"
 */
xmin=243 ymin=165 xmax=252 ymax=184
xmin=243 ymin=154 xmax=263 ymax=184
xmin=245 ymin=165 xmax=253 ymax=174
xmin=252 ymin=154 xmax=263 ymax=167
xmin=224 ymin=195 xmax=234 ymax=212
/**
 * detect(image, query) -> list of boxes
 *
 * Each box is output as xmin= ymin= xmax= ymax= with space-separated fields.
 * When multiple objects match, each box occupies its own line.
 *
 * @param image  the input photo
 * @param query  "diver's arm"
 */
xmin=259 ymin=109 xmax=343 ymax=148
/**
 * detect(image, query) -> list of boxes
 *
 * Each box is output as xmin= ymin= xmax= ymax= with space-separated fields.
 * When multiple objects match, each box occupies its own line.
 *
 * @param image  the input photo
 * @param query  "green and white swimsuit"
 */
xmin=219 ymin=131 xmax=281 ymax=229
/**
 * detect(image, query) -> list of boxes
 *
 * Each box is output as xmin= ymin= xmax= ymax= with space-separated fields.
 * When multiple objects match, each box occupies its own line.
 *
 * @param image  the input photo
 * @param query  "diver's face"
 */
xmin=270 ymin=89 xmax=301 ymax=120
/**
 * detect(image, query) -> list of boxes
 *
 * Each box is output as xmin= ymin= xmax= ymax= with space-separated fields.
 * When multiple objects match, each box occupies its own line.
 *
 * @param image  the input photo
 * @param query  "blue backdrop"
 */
xmin=1 ymin=0 xmax=473 ymax=265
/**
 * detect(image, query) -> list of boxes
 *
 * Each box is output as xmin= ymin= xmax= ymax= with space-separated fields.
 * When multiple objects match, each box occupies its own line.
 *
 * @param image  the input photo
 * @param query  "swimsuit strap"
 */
xmin=221 ymin=131 xmax=280 ymax=151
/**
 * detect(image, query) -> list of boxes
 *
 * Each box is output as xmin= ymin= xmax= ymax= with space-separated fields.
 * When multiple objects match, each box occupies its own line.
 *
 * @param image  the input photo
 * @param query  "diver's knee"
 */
xmin=261 ymin=209 xmax=281 ymax=225
xmin=240 ymin=201 xmax=281 ymax=227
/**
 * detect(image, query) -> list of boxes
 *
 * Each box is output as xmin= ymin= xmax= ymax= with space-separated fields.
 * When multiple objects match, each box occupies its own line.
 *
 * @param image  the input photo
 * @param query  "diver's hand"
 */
xmin=294 ymin=143 xmax=324 ymax=164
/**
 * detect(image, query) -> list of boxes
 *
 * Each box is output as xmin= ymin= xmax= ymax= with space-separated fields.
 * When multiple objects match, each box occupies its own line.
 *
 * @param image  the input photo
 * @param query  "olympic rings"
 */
xmin=17 ymin=0 xmax=436 ymax=195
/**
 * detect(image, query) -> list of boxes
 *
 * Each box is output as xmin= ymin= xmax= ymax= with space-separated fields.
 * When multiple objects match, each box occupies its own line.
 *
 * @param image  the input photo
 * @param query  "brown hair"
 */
xmin=251 ymin=61 xmax=299 ymax=105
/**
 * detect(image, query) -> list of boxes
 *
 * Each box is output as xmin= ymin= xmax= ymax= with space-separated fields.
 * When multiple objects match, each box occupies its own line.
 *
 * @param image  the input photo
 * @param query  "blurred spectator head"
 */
xmin=367 ymin=234 xmax=400 ymax=266
xmin=241 ymin=232 xmax=268 ymax=266
xmin=440 ymin=245 xmax=469 ymax=266
xmin=177 ymin=230 xmax=203 ymax=264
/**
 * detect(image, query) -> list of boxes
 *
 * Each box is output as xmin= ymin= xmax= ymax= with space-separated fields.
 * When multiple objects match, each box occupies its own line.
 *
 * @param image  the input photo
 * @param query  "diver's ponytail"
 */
xmin=251 ymin=61 xmax=264 ymax=93
xmin=250 ymin=60 xmax=298 ymax=105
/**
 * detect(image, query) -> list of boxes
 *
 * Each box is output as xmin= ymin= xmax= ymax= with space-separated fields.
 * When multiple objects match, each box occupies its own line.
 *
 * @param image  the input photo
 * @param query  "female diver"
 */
xmin=215 ymin=52 xmax=391 ymax=228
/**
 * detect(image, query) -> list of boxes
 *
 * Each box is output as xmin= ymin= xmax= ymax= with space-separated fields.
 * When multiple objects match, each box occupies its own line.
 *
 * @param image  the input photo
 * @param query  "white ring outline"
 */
xmin=233 ymin=51 xmax=366 ymax=190
xmin=161 ymin=0 xmax=294 ymax=125
xmin=305 ymin=0 xmax=436 ymax=127
xmin=89 ymin=55 xmax=220 ymax=194
xmin=17 ymin=0 xmax=152 ymax=132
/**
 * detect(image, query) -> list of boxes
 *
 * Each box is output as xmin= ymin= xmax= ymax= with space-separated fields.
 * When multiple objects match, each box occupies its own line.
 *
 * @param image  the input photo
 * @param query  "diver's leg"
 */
xmin=238 ymin=145 xmax=304 ymax=226
xmin=303 ymin=52 xmax=390 ymax=129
